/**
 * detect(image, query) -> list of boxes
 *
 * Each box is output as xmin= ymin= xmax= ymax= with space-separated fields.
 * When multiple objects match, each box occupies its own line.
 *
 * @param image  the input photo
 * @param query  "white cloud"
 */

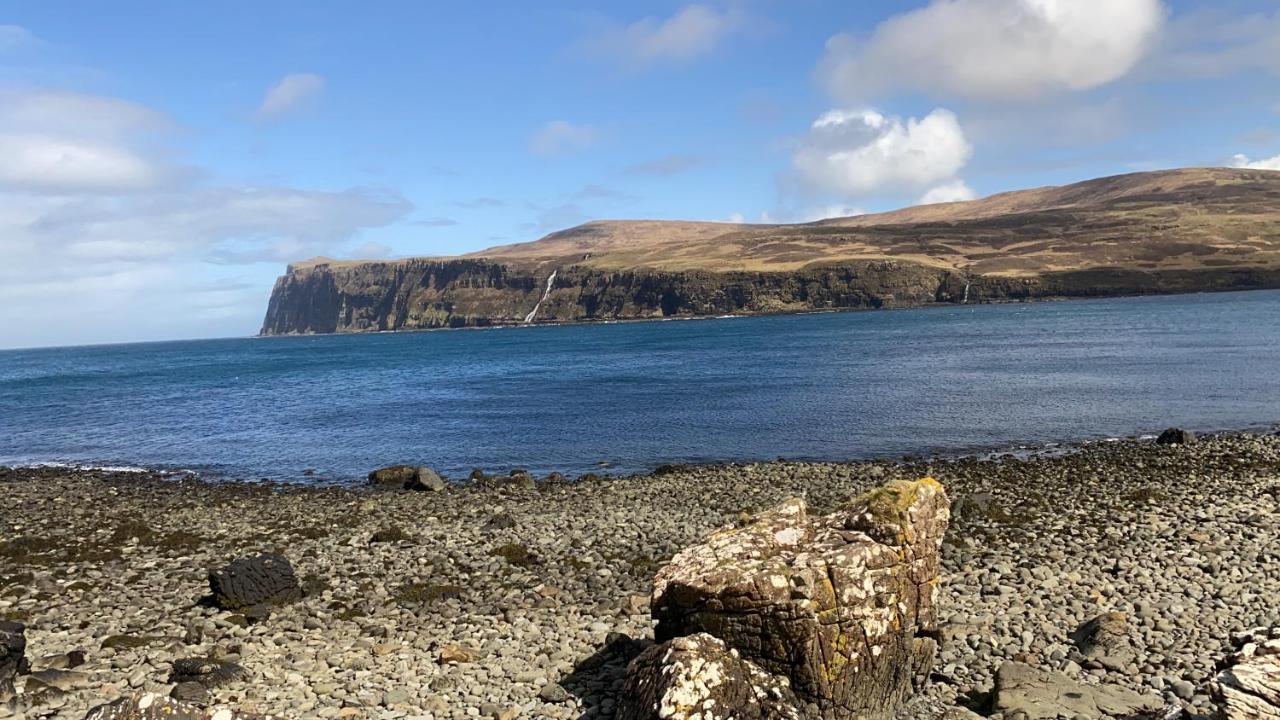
xmin=529 ymin=120 xmax=599 ymax=157
xmin=801 ymin=205 xmax=866 ymax=222
xmin=918 ymin=180 xmax=978 ymax=205
xmin=1232 ymin=153 xmax=1280 ymax=171
xmin=0 ymin=90 xmax=175 ymax=194
xmin=820 ymin=0 xmax=1165 ymax=102
xmin=0 ymin=133 xmax=159 ymax=193
xmin=793 ymin=108 xmax=972 ymax=197
xmin=0 ymin=88 xmax=412 ymax=348
xmin=256 ymin=73 xmax=324 ymax=119
xmin=587 ymin=4 xmax=745 ymax=68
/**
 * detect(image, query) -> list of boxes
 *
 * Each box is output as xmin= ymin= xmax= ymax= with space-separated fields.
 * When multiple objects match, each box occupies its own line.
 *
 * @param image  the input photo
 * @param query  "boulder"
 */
xmin=1072 ymin=612 xmax=1136 ymax=669
xmin=207 ymin=553 xmax=302 ymax=611
xmin=168 ymin=658 xmax=247 ymax=688
xmin=1156 ymin=428 xmax=1196 ymax=445
xmin=84 ymin=691 xmax=269 ymax=719
xmin=616 ymin=633 xmax=802 ymax=720
xmin=367 ymin=465 xmax=443 ymax=491
xmin=0 ymin=620 xmax=27 ymax=703
xmin=1214 ymin=626 xmax=1280 ymax=719
xmin=993 ymin=661 xmax=1163 ymax=719
xmin=648 ymin=477 xmax=949 ymax=719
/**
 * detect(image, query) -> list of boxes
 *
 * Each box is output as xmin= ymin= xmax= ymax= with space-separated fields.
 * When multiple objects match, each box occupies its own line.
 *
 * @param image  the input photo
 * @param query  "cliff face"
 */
xmin=261 ymin=168 xmax=1280 ymax=335
xmin=260 ymin=257 xmax=1280 ymax=336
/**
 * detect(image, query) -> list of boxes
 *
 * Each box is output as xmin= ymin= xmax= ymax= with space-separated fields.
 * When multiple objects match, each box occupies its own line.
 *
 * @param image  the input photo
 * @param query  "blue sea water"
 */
xmin=2 ymin=290 xmax=1278 ymax=483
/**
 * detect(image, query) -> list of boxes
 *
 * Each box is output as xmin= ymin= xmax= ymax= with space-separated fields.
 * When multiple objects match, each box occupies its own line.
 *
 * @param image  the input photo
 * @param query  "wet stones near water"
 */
xmin=84 ymin=691 xmax=269 ymax=720
xmin=0 ymin=620 xmax=27 ymax=703
xmin=616 ymin=633 xmax=802 ymax=720
xmin=992 ymin=661 xmax=1166 ymax=719
xmin=1157 ymin=428 xmax=1197 ymax=445
xmin=1214 ymin=626 xmax=1280 ymax=719
xmin=207 ymin=553 xmax=302 ymax=612
xmin=367 ymin=465 xmax=445 ymax=491
xmin=644 ymin=477 xmax=950 ymax=719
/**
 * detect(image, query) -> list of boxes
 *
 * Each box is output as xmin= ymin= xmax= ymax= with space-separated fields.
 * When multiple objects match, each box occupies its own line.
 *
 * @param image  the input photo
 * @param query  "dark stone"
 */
xmin=368 ymin=464 xmax=444 ymax=490
xmin=170 ymin=681 xmax=210 ymax=706
xmin=0 ymin=620 xmax=27 ymax=703
xmin=207 ymin=553 xmax=302 ymax=611
xmin=1156 ymin=428 xmax=1196 ymax=445
xmin=168 ymin=657 xmax=247 ymax=688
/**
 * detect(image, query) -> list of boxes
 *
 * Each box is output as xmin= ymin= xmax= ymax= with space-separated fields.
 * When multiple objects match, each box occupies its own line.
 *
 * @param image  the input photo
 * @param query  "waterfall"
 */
xmin=962 ymin=280 xmax=971 ymax=304
xmin=523 ymin=269 xmax=558 ymax=324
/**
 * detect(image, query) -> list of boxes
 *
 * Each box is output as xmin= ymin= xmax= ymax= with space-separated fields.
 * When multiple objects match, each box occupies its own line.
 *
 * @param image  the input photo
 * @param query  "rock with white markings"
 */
xmin=648 ymin=477 xmax=950 ymax=719
xmin=83 ymin=691 xmax=270 ymax=719
xmin=616 ymin=633 xmax=801 ymax=720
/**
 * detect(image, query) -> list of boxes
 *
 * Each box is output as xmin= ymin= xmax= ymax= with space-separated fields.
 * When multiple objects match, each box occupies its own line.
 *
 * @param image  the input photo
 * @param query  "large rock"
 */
xmin=367 ymin=465 xmax=444 ymax=491
xmin=616 ymin=633 xmax=802 ymax=720
xmin=0 ymin=620 xmax=27 ymax=703
xmin=1156 ymin=428 xmax=1197 ymax=445
xmin=1214 ymin=626 xmax=1280 ymax=719
xmin=84 ymin=691 xmax=269 ymax=719
xmin=648 ymin=477 xmax=949 ymax=719
xmin=207 ymin=553 xmax=302 ymax=611
xmin=994 ymin=661 xmax=1163 ymax=719
xmin=1072 ymin=612 xmax=1136 ymax=669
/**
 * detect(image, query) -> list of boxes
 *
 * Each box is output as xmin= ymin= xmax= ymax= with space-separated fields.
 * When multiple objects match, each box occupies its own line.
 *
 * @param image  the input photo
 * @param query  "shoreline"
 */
xmin=4 ymin=419 xmax=1277 ymax=487
xmin=1 ymin=431 xmax=1278 ymax=718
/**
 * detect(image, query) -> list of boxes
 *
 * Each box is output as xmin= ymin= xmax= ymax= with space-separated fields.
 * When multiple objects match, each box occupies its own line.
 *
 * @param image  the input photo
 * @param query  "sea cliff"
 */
xmin=260 ymin=258 xmax=1280 ymax=335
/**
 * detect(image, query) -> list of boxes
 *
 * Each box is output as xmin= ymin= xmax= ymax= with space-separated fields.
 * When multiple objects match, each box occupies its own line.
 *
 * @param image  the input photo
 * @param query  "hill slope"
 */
xmin=264 ymin=168 xmax=1280 ymax=335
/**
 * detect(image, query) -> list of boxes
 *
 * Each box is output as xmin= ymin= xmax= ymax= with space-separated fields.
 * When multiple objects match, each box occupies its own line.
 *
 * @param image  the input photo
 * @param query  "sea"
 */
xmin=2 ymin=289 xmax=1278 ymax=483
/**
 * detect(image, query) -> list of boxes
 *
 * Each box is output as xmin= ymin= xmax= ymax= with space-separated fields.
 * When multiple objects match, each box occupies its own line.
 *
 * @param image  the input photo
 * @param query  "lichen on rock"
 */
xmin=645 ymin=477 xmax=950 ymax=719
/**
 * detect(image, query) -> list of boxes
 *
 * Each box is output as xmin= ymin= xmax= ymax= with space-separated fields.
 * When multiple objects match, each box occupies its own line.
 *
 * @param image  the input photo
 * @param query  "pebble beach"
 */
xmin=1 ymin=431 xmax=1278 ymax=719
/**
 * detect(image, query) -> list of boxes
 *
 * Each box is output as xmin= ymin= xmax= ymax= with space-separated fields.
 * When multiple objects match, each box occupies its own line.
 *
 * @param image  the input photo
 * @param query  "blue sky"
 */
xmin=1 ymin=0 xmax=1278 ymax=348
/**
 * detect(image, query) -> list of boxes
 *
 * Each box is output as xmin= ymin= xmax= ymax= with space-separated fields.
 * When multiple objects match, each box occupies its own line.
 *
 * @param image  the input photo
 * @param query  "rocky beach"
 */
xmin=1 ymin=431 xmax=1278 ymax=719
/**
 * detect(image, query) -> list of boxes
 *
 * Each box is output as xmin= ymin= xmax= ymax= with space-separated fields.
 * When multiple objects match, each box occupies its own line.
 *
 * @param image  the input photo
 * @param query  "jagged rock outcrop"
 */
xmin=207 ymin=553 xmax=302 ymax=612
xmin=631 ymin=477 xmax=949 ymax=719
xmin=0 ymin=620 xmax=27 ymax=703
xmin=617 ymin=633 xmax=802 ymax=720
xmin=1214 ymin=627 xmax=1280 ymax=719
xmin=84 ymin=691 xmax=270 ymax=719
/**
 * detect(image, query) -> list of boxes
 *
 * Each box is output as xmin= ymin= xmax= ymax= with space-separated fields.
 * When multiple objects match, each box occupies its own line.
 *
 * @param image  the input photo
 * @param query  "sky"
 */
xmin=1 ymin=0 xmax=1279 ymax=349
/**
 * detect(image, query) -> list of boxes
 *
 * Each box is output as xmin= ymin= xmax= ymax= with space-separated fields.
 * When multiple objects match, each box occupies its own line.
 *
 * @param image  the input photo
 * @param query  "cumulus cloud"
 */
xmin=793 ymin=108 xmax=972 ymax=197
xmin=586 ymin=4 xmax=745 ymax=68
xmin=1232 ymin=153 xmax=1280 ymax=171
xmin=0 ymin=88 xmax=412 ymax=348
xmin=256 ymin=73 xmax=324 ymax=119
xmin=919 ymin=180 xmax=979 ymax=205
xmin=529 ymin=120 xmax=599 ymax=157
xmin=820 ymin=0 xmax=1165 ymax=102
